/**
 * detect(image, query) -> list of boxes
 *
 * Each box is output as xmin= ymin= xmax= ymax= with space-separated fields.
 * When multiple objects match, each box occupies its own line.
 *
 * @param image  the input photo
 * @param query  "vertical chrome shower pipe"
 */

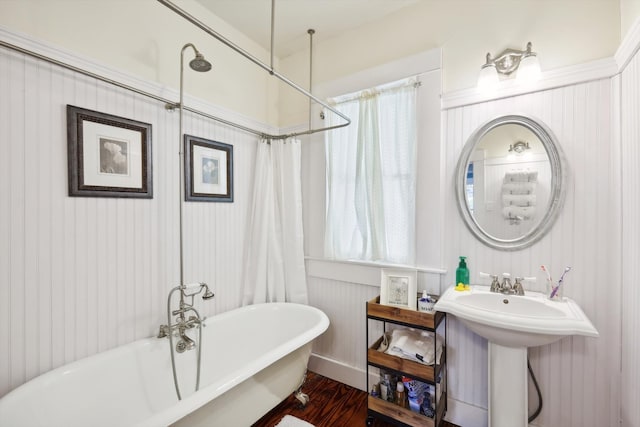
xmin=308 ymin=29 xmax=315 ymax=130
xmin=179 ymin=44 xmax=192 ymax=293
xmin=270 ymin=0 xmax=276 ymax=73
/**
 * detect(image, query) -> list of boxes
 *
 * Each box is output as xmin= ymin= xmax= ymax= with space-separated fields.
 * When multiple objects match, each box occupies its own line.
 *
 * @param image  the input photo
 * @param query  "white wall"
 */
xmin=621 ymin=1 xmax=640 ymax=40
xmin=618 ymin=38 xmax=640 ymax=427
xmin=0 ymin=38 xmax=261 ymax=397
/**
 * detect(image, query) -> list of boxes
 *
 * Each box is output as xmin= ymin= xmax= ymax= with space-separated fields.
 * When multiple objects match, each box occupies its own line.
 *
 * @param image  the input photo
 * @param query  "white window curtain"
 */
xmin=324 ymin=79 xmax=417 ymax=264
xmin=242 ymin=138 xmax=308 ymax=305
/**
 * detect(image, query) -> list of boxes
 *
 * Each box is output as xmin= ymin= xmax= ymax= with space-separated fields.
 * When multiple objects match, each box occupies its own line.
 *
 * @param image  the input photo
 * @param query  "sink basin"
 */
xmin=434 ymin=285 xmax=599 ymax=347
xmin=434 ymin=285 xmax=598 ymax=426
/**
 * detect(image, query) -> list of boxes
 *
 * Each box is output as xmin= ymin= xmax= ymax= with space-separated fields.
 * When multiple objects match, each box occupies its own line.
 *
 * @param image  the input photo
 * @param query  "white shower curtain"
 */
xmin=242 ymin=138 xmax=308 ymax=305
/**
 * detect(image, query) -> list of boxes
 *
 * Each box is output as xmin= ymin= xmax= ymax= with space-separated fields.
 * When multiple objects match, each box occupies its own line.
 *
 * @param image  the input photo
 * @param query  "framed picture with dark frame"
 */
xmin=184 ymin=134 xmax=234 ymax=202
xmin=67 ymin=105 xmax=152 ymax=198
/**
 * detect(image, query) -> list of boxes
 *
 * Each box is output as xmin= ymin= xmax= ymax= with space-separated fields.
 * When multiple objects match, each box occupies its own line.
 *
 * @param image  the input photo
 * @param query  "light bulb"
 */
xmin=477 ymin=64 xmax=499 ymax=92
xmin=516 ymin=54 xmax=541 ymax=84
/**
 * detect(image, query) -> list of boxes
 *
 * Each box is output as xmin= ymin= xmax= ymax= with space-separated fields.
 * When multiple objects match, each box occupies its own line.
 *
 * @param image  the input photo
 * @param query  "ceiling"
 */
xmin=194 ymin=0 xmax=420 ymax=58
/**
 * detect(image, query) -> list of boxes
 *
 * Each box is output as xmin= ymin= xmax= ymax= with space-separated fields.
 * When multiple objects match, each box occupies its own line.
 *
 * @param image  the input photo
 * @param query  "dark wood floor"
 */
xmin=252 ymin=371 xmax=459 ymax=427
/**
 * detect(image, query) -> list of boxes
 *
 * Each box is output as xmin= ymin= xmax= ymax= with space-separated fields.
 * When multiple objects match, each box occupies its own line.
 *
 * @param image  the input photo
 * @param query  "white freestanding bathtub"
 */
xmin=0 ymin=303 xmax=329 ymax=427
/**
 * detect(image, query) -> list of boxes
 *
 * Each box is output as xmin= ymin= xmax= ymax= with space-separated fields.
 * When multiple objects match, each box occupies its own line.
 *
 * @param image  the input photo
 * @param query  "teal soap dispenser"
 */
xmin=455 ymin=256 xmax=470 ymax=290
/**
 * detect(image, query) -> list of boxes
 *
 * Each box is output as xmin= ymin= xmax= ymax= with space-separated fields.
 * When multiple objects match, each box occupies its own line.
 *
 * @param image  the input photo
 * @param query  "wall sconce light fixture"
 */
xmin=508 ymin=141 xmax=531 ymax=154
xmin=478 ymin=42 xmax=541 ymax=90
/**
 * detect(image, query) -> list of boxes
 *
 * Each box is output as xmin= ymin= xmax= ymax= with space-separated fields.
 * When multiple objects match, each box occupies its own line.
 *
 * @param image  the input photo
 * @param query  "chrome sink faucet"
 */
xmin=483 ymin=272 xmax=529 ymax=296
xmin=487 ymin=273 xmax=527 ymax=296
xmin=501 ymin=273 xmax=513 ymax=293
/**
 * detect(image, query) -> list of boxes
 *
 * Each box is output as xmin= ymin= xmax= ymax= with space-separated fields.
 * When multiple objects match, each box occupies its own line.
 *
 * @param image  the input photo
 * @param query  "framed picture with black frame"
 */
xmin=184 ymin=134 xmax=233 ymax=202
xmin=66 ymin=105 xmax=152 ymax=198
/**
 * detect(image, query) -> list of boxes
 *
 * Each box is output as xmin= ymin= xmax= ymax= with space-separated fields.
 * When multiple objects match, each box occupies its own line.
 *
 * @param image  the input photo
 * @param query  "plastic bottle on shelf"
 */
xmin=370 ymin=383 xmax=380 ymax=398
xmin=420 ymin=390 xmax=435 ymax=418
xmin=382 ymin=374 xmax=394 ymax=402
xmin=395 ymin=382 xmax=408 ymax=409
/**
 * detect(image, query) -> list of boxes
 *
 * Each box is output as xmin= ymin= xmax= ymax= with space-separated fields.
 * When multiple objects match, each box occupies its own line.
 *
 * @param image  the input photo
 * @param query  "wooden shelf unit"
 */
xmin=366 ymin=296 xmax=447 ymax=427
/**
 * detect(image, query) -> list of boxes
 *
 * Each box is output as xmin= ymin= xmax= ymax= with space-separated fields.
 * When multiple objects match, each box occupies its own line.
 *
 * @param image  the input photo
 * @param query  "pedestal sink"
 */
xmin=434 ymin=285 xmax=598 ymax=427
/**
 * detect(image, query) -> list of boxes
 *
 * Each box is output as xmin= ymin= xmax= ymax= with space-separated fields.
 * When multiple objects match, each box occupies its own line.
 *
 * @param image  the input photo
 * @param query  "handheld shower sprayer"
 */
xmin=180 ymin=282 xmax=215 ymax=300
xmin=202 ymin=285 xmax=215 ymax=300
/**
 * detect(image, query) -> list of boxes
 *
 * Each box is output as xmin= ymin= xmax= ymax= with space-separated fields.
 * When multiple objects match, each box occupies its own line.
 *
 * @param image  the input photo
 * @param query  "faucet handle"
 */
xmin=513 ymin=277 xmax=525 ymax=295
xmin=157 ymin=324 xmax=169 ymax=338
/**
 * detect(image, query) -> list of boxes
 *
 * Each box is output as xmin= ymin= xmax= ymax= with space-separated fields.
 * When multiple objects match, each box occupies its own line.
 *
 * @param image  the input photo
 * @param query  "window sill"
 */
xmin=305 ymin=256 xmax=446 ymax=288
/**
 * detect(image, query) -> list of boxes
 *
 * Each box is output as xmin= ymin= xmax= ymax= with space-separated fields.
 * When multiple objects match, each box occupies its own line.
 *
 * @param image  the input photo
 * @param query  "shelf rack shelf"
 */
xmin=366 ymin=296 xmax=447 ymax=427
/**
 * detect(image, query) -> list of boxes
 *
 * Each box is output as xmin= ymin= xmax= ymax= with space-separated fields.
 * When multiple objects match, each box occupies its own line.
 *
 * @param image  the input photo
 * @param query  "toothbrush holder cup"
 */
xmin=546 ymin=281 xmax=564 ymax=301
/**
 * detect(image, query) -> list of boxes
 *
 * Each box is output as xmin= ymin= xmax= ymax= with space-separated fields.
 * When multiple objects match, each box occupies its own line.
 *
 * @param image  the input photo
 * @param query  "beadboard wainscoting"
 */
xmin=619 ymin=43 xmax=640 ymax=427
xmin=443 ymin=78 xmax=621 ymax=427
xmin=0 ymin=44 xmax=260 ymax=397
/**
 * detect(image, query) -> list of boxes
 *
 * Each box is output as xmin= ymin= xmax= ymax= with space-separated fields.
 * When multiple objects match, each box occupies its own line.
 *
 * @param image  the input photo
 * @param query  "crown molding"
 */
xmin=615 ymin=16 xmax=640 ymax=72
xmin=0 ymin=25 xmax=278 ymax=138
xmin=442 ymin=57 xmax=618 ymax=110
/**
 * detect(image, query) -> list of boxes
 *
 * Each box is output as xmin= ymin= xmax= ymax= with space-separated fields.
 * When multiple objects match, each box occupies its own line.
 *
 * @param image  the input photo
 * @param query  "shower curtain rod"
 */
xmin=0 ymin=39 xmax=268 ymax=138
xmin=156 ymin=0 xmax=351 ymax=140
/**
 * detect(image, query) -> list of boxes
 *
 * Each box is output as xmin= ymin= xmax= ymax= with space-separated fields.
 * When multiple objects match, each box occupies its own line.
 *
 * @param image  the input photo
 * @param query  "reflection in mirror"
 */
xmin=456 ymin=115 xmax=565 ymax=250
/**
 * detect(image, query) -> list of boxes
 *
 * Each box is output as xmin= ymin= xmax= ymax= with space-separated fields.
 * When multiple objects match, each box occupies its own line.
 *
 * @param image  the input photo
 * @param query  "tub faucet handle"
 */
xmin=157 ymin=324 xmax=170 ymax=338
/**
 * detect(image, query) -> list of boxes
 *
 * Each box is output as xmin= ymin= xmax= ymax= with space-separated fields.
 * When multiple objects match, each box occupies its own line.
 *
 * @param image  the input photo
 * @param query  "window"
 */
xmin=324 ymin=78 xmax=418 ymax=264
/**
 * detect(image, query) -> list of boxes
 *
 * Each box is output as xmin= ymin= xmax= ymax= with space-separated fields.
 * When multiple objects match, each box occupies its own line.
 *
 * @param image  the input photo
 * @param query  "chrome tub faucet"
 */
xmin=158 ymin=282 xmax=215 ymax=400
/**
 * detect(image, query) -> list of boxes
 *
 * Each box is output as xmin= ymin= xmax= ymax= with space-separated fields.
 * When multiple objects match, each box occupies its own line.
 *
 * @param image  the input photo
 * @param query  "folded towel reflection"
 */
xmin=502 ymin=206 xmax=536 ymax=220
xmin=381 ymin=328 xmax=443 ymax=365
xmin=503 ymin=171 xmax=538 ymax=183
xmin=501 ymin=182 xmax=536 ymax=195
xmin=502 ymin=194 xmax=536 ymax=207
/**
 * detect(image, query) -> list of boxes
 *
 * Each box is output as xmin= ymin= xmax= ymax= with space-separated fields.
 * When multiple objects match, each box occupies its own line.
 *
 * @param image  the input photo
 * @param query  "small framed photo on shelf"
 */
xmin=66 ymin=105 xmax=152 ymax=198
xmin=184 ymin=134 xmax=234 ymax=202
xmin=380 ymin=269 xmax=417 ymax=310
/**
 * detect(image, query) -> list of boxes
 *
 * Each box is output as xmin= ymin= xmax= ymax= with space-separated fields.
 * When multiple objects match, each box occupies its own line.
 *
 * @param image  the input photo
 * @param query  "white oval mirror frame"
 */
xmin=455 ymin=114 xmax=566 ymax=251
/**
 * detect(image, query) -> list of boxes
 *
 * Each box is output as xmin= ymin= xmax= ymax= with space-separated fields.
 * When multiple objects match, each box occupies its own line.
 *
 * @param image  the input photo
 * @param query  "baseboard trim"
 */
xmin=308 ymin=353 xmax=369 ymax=392
xmin=445 ymin=398 xmax=488 ymax=427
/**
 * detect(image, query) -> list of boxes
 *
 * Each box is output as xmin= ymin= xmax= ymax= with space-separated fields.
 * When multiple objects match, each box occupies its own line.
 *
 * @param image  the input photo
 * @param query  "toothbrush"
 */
xmin=549 ymin=266 xmax=572 ymax=299
xmin=540 ymin=265 xmax=553 ymax=291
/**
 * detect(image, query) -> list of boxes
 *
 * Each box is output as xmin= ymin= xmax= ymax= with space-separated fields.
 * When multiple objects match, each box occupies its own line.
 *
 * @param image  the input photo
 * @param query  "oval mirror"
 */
xmin=455 ymin=114 xmax=566 ymax=250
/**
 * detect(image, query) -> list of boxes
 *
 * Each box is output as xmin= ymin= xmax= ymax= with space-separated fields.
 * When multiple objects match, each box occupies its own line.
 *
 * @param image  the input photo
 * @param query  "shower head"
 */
xmin=189 ymin=52 xmax=212 ymax=72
